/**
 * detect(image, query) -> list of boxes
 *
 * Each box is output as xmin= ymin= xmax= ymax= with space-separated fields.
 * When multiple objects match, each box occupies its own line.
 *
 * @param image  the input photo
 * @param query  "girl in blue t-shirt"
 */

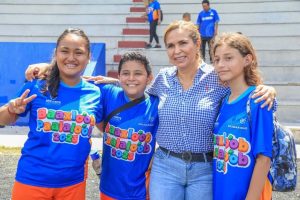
xmin=0 ymin=28 xmax=103 ymax=200
xmin=212 ymin=32 xmax=273 ymax=200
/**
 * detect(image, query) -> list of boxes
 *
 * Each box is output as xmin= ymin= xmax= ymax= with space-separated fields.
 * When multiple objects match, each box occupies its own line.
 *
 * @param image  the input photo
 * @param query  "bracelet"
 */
xmin=7 ymin=106 xmax=15 ymax=115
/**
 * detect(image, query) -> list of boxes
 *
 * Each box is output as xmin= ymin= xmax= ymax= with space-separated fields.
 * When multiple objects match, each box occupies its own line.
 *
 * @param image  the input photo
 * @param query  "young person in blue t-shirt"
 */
xmin=212 ymin=32 xmax=273 ymax=200
xmin=0 ymin=28 xmax=103 ymax=200
xmin=196 ymin=0 xmax=220 ymax=63
xmin=144 ymin=0 xmax=162 ymax=49
xmin=97 ymin=52 xmax=159 ymax=200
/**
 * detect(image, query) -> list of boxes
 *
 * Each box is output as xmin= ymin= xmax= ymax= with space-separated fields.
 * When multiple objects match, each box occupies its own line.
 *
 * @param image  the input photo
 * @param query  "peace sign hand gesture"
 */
xmin=8 ymin=89 xmax=37 ymax=115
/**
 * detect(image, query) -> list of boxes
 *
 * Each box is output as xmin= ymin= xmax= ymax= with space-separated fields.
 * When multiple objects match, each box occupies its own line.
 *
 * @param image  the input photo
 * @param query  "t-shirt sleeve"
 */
xmin=196 ymin=12 xmax=202 ymax=25
xmin=214 ymin=10 xmax=220 ymax=23
xmin=146 ymin=69 xmax=166 ymax=97
xmin=95 ymin=88 xmax=103 ymax=124
xmin=154 ymin=1 xmax=160 ymax=10
xmin=250 ymin=99 xmax=273 ymax=159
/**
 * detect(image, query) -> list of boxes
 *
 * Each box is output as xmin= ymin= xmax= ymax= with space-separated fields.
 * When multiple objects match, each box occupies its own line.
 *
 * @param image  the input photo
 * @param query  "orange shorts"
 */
xmin=11 ymin=180 xmax=86 ymax=200
xmin=100 ymin=192 xmax=116 ymax=200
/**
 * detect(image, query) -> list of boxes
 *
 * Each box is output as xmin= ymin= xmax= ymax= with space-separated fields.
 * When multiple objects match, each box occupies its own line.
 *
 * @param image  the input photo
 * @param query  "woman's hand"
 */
xmin=83 ymin=75 xmax=119 ymax=84
xmin=251 ymin=85 xmax=276 ymax=110
xmin=8 ymin=89 xmax=37 ymax=114
xmin=25 ymin=63 xmax=50 ymax=81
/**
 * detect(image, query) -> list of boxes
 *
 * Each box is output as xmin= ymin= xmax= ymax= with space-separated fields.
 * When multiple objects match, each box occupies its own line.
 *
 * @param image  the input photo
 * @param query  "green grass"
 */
xmin=0 ymin=146 xmax=21 ymax=154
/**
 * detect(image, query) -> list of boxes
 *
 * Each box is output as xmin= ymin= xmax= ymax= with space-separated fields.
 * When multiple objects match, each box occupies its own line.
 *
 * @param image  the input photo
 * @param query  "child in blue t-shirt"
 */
xmin=97 ymin=52 xmax=159 ymax=200
xmin=0 ymin=28 xmax=103 ymax=200
xmin=212 ymin=32 xmax=273 ymax=200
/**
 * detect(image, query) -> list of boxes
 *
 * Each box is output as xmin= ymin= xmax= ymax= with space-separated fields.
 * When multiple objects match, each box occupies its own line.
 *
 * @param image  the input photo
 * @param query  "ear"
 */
xmin=196 ymin=38 xmax=201 ymax=49
xmin=147 ymin=74 xmax=154 ymax=85
xmin=244 ymin=54 xmax=253 ymax=67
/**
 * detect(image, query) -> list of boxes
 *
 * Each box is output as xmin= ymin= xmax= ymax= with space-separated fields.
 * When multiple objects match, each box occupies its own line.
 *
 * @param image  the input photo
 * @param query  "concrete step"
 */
xmin=130 ymin=7 xmax=145 ymax=13
xmin=159 ymin=0 xmax=297 ymax=3
xmin=219 ymin=23 xmax=299 ymax=37
xmin=1 ymin=22 xmax=299 ymax=39
xmin=113 ymin=55 xmax=122 ymax=63
xmin=159 ymin=1 xmax=300 ymax=14
xmin=261 ymin=66 xmax=300 ymax=83
xmin=276 ymin=102 xmax=300 ymax=124
xmin=0 ymin=14 xmax=130 ymax=25
xmin=126 ymin=17 xmax=146 ymax=23
xmin=264 ymin=85 xmax=300 ymax=102
xmin=118 ymin=41 xmax=146 ymax=48
xmin=123 ymin=28 xmax=149 ymax=35
xmin=107 ymin=70 xmax=118 ymax=78
xmin=3 ymin=11 xmax=298 ymax=26
xmin=0 ymin=0 xmax=133 ymax=5
xmin=0 ymin=4 xmax=132 ymax=14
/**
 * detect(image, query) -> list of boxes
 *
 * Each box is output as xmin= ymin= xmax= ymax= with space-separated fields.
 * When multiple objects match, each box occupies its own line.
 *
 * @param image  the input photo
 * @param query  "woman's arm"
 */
xmin=0 ymin=89 xmax=36 ymax=125
xmin=0 ymin=104 xmax=18 ymax=125
xmin=25 ymin=63 xmax=51 ymax=81
xmin=246 ymin=155 xmax=271 ymax=200
xmin=252 ymin=85 xmax=277 ymax=111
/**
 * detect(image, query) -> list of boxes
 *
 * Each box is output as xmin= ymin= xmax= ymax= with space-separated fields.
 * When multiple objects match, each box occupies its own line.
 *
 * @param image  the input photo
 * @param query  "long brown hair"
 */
xmin=212 ymin=32 xmax=262 ymax=86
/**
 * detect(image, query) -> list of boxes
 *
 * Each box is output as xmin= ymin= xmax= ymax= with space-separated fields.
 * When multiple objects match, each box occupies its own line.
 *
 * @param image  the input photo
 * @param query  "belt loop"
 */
xmin=166 ymin=149 xmax=170 ymax=157
xmin=203 ymin=153 xmax=207 ymax=162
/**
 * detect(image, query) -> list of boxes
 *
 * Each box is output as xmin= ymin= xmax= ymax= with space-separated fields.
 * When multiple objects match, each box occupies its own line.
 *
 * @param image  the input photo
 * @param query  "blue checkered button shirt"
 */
xmin=147 ymin=62 xmax=229 ymax=153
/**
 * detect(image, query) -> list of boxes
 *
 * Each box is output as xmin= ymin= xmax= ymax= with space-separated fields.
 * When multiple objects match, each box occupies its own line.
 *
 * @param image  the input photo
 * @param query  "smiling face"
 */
xmin=214 ymin=44 xmax=250 ymax=86
xmin=119 ymin=60 xmax=152 ymax=100
xmin=55 ymin=33 xmax=90 ymax=85
xmin=165 ymin=28 xmax=200 ymax=70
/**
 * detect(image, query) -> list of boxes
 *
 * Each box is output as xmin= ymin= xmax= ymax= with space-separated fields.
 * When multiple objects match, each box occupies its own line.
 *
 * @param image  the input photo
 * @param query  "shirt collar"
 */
xmin=169 ymin=60 xmax=210 ymax=85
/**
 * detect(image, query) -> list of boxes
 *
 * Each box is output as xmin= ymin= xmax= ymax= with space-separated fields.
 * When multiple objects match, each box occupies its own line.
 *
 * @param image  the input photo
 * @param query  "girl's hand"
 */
xmin=25 ymin=63 xmax=50 ymax=81
xmin=83 ymin=75 xmax=119 ymax=84
xmin=251 ymin=85 xmax=276 ymax=110
xmin=8 ymin=89 xmax=37 ymax=114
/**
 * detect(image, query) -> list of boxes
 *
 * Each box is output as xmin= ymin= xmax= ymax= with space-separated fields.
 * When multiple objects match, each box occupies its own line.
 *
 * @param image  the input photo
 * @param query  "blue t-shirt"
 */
xmin=147 ymin=0 xmax=160 ymax=22
xmin=213 ymin=86 xmax=273 ymax=200
xmin=16 ymin=79 xmax=103 ymax=188
xmin=196 ymin=8 xmax=220 ymax=38
xmin=99 ymin=84 xmax=159 ymax=200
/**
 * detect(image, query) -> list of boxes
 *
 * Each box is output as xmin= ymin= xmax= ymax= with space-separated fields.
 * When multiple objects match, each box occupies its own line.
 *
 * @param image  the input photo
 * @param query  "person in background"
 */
xmin=0 ymin=28 xmax=103 ymax=200
xmin=182 ymin=12 xmax=191 ymax=22
xmin=212 ymin=32 xmax=272 ymax=200
xmin=147 ymin=20 xmax=276 ymax=200
xmin=196 ymin=0 xmax=220 ymax=63
xmin=144 ymin=0 xmax=162 ymax=49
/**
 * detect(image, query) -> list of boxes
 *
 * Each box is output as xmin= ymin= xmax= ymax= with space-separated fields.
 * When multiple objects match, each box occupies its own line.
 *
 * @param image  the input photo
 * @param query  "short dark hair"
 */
xmin=202 ymin=0 xmax=210 ymax=5
xmin=118 ymin=51 xmax=152 ymax=76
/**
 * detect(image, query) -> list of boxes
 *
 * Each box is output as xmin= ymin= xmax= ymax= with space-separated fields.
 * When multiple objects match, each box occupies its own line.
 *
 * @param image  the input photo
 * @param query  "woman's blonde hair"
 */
xmin=163 ymin=20 xmax=201 ymax=59
xmin=212 ymin=32 xmax=262 ymax=86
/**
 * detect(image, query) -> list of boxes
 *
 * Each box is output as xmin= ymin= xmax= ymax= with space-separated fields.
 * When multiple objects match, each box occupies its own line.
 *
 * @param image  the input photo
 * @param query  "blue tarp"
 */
xmin=0 ymin=42 xmax=105 ymax=125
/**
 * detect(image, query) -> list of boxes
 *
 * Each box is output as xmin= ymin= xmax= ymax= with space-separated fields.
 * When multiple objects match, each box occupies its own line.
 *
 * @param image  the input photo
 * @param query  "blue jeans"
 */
xmin=149 ymin=148 xmax=213 ymax=200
